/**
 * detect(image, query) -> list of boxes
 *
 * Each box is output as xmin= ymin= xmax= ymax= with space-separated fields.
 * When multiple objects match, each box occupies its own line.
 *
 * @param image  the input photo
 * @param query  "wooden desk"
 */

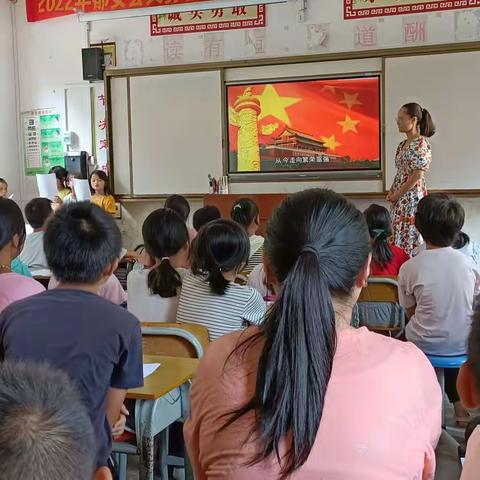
xmin=127 ymin=355 xmax=199 ymax=401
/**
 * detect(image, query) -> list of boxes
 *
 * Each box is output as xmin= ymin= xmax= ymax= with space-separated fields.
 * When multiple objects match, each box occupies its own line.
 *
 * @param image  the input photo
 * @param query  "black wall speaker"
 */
xmin=64 ymin=152 xmax=89 ymax=179
xmin=82 ymin=48 xmax=104 ymax=81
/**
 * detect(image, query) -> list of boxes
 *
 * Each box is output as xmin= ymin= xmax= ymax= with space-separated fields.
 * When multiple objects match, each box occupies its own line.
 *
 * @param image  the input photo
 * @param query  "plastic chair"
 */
xmin=425 ymin=354 xmax=468 ymax=391
xmin=356 ymin=276 xmax=405 ymax=337
xmin=112 ymin=322 xmax=209 ymax=480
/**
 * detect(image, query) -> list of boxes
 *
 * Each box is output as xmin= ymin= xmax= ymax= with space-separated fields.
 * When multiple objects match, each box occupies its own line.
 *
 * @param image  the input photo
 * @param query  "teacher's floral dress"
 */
xmin=391 ymin=136 xmax=432 ymax=256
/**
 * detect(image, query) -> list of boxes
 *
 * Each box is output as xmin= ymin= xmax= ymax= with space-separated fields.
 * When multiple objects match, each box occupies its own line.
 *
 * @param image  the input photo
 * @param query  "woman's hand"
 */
xmin=387 ymin=191 xmax=400 ymax=204
xmin=111 ymin=404 xmax=129 ymax=439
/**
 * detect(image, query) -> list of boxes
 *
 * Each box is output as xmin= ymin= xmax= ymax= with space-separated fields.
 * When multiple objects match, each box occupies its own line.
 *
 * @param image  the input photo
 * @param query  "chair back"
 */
xmin=141 ymin=322 xmax=209 ymax=358
xmin=355 ymin=277 xmax=405 ymax=337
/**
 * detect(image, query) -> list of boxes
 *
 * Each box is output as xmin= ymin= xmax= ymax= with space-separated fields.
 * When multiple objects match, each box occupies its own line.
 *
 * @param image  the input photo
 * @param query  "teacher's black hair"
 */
xmin=402 ymin=103 xmax=436 ymax=137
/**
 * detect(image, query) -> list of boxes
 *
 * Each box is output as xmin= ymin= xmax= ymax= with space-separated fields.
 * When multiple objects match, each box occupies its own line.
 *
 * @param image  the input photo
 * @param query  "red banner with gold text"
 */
xmin=26 ymin=0 xmax=210 ymax=22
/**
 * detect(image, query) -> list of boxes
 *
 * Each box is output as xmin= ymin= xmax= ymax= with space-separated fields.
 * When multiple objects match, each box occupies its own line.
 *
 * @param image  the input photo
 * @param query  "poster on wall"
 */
xmin=151 ymin=5 xmax=266 ymax=36
xmin=22 ymin=109 xmax=64 ymax=176
xmin=93 ymin=84 xmax=108 ymax=170
xmin=26 ymin=0 xmax=209 ymax=22
xmin=344 ymin=0 xmax=480 ymax=19
xmin=227 ymin=76 xmax=381 ymax=176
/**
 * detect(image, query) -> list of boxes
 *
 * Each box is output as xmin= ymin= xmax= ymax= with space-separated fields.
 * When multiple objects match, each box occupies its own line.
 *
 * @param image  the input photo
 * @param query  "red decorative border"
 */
xmin=344 ymin=0 xmax=480 ymax=19
xmin=151 ymin=5 xmax=265 ymax=36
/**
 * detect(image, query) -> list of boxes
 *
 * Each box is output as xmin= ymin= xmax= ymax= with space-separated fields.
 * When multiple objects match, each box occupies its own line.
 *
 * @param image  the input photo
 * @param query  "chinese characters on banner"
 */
xmin=151 ymin=5 xmax=266 ymax=36
xmin=344 ymin=0 xmax=480 ymax=19
xmin=23 ymin=109 xmax=64 ymax=176
xmin=26 ymin=0 xmax=209 ymax=22
xmin=354 ymin=21 xmax=378 ymax=48
xmin=93 ymin=84 xmax=108 ymax=169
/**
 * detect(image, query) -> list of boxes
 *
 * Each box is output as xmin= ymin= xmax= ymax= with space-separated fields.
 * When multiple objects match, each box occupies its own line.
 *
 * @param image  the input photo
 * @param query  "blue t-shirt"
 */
xmin=0 ymin=289 xmax=144 ymax=467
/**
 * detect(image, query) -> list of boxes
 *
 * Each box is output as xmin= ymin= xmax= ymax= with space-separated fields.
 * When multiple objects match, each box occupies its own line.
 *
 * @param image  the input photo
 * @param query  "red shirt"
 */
xmin=371 ymin=244 xmax=410 ymax=276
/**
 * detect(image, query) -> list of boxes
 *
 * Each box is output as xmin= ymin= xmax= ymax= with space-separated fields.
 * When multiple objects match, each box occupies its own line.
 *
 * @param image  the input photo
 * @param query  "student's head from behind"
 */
xmin=25 ymin=198 xmax=53 ymax=230
xmin=0 ymin=178 xmax=8 ymax=198
xmin=0 ymin=361 xmax=96 ymax=480
xmin=89 ymin=170 xmax=111 ymax=196
xmin=49 ymin=166 xmax=69 ymax=190
xmin=228 ymin=189 xmax=371 ymax=477
xmin=44 ymin=202 xmax=122 ymax=286
xmin=193 ymin=205 xmax=221 ymax=232
xmin=0 ymin=198 xmax=26 ymax=261
xmin=454 ymin=231 xmax=470 ymax=250
xmin=397 ymin=102 xmax=436 ymax=138
xmin=192 ymin=219 xmax=250 ymax=295
xmin=458 ymin=304 xmax=480 ymax=413
xmin=142 ymin=208 xmax=189 ymax=298
xmin=364 ymin=204 xmax=393 ymax=268
xmin=231 ymin=198 xmax=260 ymax=236
xmin=164 ymin=195 xmax=191 ymax=222
xmin=415 ymin=193 xmax=464 ymax=248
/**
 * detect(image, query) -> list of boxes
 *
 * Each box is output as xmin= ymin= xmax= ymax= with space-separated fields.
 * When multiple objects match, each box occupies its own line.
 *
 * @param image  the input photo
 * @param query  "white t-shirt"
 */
xmin=127 ymin=267 xmax=188 ymax=323
xmin=399 ymin=247 xmax=480 ymax=355
xmin=176 ymin=272 xmax=266 ymax=341
xmin=19 ymin=231 xmax=48 ymax=272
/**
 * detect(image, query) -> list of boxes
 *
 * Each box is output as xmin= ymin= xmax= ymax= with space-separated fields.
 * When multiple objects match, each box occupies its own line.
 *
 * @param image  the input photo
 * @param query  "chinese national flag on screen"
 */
xmin=228 ymin=77 xmax=380 ymax=162
xmin=26 ymin=0 xmax=209 ymax=22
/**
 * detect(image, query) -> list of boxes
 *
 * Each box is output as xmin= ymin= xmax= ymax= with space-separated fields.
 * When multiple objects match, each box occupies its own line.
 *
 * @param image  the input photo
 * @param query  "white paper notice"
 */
xmin=143 ymin=363 xmax=161 ymax=379
xmin=73 ymin=178 xmax=92 ymax=202
xmin=36 ymin=173 xmax=58 ymax=200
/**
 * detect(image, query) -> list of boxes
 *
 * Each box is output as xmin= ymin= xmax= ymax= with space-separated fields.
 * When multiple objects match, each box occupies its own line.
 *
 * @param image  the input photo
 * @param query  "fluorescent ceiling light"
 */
xmin=77 ymin=0 xmax=287 ymax=22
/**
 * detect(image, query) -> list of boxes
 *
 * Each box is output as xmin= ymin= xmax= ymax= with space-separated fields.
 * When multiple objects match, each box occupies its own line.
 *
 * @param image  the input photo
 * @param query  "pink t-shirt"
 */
xmin=185 ymin=326 xmax=442 ymax=480
xmin=48 ymin=275 xmax=127 ymax=306
xmin=0 ymin=273 xmax=45 ymax=313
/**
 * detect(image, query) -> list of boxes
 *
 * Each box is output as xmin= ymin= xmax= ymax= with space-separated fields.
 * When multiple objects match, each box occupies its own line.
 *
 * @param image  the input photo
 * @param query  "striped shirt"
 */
xmin=176 ymin=272 xmax=266 ymax=341
xmin=243 ymin=235 xmax=264 ymax=274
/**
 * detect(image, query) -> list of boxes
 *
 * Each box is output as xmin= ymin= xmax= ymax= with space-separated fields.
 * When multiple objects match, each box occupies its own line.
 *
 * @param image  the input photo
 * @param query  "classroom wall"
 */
xmin=0 ymin=3 xmax=20 ymax=201
xmin=8 ymin=0 xmax=480 ymax=246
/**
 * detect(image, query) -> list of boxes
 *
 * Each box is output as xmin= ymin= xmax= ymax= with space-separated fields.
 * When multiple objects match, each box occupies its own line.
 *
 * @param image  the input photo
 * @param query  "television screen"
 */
xmin=227 ymin=75 xmax=381 ymax=175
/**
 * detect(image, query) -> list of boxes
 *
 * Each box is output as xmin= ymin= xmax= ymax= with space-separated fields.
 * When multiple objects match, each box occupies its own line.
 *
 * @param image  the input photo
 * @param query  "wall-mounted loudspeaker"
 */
xmin=82 ymin=48 xmax=104 ymax=82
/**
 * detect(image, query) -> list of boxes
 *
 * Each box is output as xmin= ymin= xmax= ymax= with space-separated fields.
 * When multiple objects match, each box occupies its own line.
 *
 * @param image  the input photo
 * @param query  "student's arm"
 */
xmin=398 ymin=267 xmax=416 ymax=319
xmin=406 ymin=305 xmax=416 ymax=320
xmin=103 ymin=195 xmax=116 ymax=215
xmin=105 ymin=387 xmax=127 ymax=428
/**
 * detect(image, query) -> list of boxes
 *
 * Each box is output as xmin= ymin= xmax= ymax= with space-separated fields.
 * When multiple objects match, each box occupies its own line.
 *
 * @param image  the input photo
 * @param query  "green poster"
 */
xmin=23 ymin=110 xmax=65 ymax=175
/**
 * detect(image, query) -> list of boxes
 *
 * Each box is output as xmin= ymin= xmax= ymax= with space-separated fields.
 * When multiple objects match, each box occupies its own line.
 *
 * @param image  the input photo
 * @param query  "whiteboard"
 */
xmin=385 ymin=51 xmax=480 ymax=190
xmin=128 ymin=71 xmax=223 ymax=195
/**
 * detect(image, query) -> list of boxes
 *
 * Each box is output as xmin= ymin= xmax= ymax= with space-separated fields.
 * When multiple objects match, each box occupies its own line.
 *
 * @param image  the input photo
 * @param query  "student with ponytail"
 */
xmin=231 ymin=198 xmax=264 ymax=274
xmin=364 ymin=204 xmax=409 ymax=276
xmin=127 ymin=208 xmax=189 ymax=322
xmin=185 ymin=188 xmax=442 ymax=479
xmin=388 ymin=102 xmax=436 ymax=255
xmin=177 ymin=219 xmax=266 ymax=341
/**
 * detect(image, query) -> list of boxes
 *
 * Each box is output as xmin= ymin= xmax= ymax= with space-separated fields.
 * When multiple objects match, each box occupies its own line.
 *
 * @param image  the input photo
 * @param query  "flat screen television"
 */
xmin=226 ymin=74 xmax=381 ymax=180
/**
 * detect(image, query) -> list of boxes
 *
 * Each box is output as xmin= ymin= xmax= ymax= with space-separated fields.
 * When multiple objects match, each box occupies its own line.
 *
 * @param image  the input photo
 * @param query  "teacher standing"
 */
xmin=387 ymin=102 xmax=436 ymax=255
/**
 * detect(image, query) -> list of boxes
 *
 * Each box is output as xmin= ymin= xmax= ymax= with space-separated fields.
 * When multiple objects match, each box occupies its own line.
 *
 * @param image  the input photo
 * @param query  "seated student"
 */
xmin=458 ymin=304 xmax=480 ymax=480
xmin=0 ymin=178 xmax=8 ymax=198
xmin=193 ymin=205 xmax=221 ymax=233
xmin=19 ymin=197 xmax=52 ymax=273
xmin=247 ymin=263 xmax=275 ymax=300
xmin=177 ymin=219 xmax=266 ymax=341
xmin=128 ymin=208 xmax=189 ymax=322
xmin=0 ymin=202 xmax=144 ymax=470
xmin=63 ymin=171 xmax=82 ymax=204
xmin=49 ymin=166 xmax=71 ymax=201
xmin=165 ymin=194 xmax=197 ymax=241
xmin=48 ymin=273 xmax=127 ymax=306
xmin=364 ymin=204 xmax=409 ymax=276
xmin=0 ymin=360 xmax=112 ymax=480
xmin=231 ymin=198 xmax=264 ymax=274
xmin=398 ymin=193 xmax=480 ymax=423
xmin=184 ymin=189 xmax=442 ymax=479
xmin=454 ymin=231 xmax=480 ymax=266
xmin=0 ymin=199 xmax=44 ymax=313
xmin=90 ymin=170 xmax=116 ymax=215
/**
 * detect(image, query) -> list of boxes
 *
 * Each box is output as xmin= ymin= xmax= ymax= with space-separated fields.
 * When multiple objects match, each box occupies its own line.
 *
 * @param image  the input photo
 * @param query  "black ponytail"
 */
xmin=231 ymin=198 xmax=259 ymax=230
xmin=142 ymin=208 xmax=189 ymax=298
xmin=192 ymin=219 xmax=250 ymax=295
xmin=224 ymin=189 xmax=371 ymax=478
xmin=364 ymin=204 xmax=393 ymax=268
xmin=402 ymin=102 xmax=436 ymax=138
